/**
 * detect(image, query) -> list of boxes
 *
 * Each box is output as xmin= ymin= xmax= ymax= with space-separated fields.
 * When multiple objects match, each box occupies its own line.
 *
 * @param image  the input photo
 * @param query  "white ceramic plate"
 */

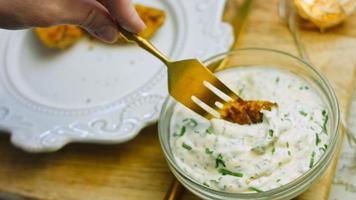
xmin=0 ymin=0 xmax=233 ymax=152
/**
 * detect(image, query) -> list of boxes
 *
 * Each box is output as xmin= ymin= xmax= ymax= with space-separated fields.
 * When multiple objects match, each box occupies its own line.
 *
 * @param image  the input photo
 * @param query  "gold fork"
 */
xmin=117 ymin=25 xmax=241 ymax=119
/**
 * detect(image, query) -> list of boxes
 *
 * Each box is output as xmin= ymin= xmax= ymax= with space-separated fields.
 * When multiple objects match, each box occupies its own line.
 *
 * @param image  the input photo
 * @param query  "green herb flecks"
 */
xmin=174 ymin=126 xmax=186 ymax=137
xmin=322 ymin=113 xmax=329 ymax=134
xmin=272 ymin=146 xmax=276 ymax=155
xmin=299 ymin=86 xmax=309 ymax=90
xmin=183 ymin=118 xmax=198 ymax=128
xmin=206 ymin=126 xmax=213 ymax=134
xmin=218 ymin=168 xmax=243 ymax=177
xmin=299 ymin=111 xmax=308 ymax=117
xmin=182 ymin=142 xmax=192 ymax=151
xmin=268 ymin=129 xmax=274 ymax=137
xmin=205 ymin=148 xmax=213 ymax=155
xmin=215 ymin=154 xmax=226 ymax=168
xmin=286 ymin=142 xmax=290 ymax=148
xmin=315 ymin=133 xmax=321 ymax=146
xmin=319 ymin=144 xmax=328 ymax=152
xmin=288 ymin=150 xmax=292 ymax=156
xmin=275 ymin=77 xmax=280 ymax=83
xmin=249 ymin=186 xmax=263 ymax=193
xmin=309 ymin=151 xmax=316 ymax=168
xmin=276 ymin=179 xmax=281 ymax=183
xmin=203 ymin=182 xmax=210 ymax=187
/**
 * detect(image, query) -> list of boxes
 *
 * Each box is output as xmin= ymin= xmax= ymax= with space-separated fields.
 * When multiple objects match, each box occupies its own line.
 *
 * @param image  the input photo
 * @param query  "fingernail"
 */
xmin=137 ymin=21 xmax=147 ymax=32
xmin=119 ymin=20 xmax=146 ymax=33
xmin=95 ymin=25 xmax=118 ymax=43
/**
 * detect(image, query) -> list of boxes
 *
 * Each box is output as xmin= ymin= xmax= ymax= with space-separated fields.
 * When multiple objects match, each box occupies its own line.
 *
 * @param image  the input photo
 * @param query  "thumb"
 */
xmin=59 ymin=0 xmax=118 ymax=43
xmin=102 ymin=0 xmax=146 ymax=33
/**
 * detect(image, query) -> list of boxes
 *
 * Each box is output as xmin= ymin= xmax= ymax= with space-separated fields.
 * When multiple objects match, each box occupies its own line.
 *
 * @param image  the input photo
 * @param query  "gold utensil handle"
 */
xmin=164 ymin=179 xmax=183 ymax=200
xmin=117 ymin=25 xmax=171 ymax=65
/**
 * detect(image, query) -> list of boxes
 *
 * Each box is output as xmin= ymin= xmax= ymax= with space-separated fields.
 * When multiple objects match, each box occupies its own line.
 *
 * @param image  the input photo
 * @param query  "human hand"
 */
xmin=0 ymin=0 xmax=146 ymax=43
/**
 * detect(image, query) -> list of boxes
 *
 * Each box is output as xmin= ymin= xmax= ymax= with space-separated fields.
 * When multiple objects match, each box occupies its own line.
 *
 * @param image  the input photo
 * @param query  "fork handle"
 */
xmin=164 ymin=179 xmax=183 ymax=200
xmin=117 ymin=25 xmax=171 ymax=65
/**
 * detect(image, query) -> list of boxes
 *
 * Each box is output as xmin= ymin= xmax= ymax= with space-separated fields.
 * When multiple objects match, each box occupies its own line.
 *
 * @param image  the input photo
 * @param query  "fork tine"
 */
xmin=168 ymin=59 xmax=245 ymax=121
xmin=211 ymin=78 xmax=242 ymax=102
xmin=196 ymin=90 xmax=226 ymax=109
xmin=188 ymin=99 xmax=214 ymax=119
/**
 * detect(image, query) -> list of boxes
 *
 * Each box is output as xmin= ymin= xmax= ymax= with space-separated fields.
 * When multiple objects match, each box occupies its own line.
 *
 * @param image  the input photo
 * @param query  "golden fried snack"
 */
xmin=220 ymin=100 xmax=277 ymax=125
xmin=34 ymin=4 xmax=166 ymax=49
xmin=294 ymin=0 xmax=356 ymax=30
xmin=34 ymin=25 xmax=83 ymax=49
xmin=116 ymin=4 xmax=166 ymax=43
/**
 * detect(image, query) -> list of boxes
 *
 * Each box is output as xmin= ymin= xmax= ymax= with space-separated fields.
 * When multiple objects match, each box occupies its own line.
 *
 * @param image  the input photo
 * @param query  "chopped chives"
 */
xmin=182 ymin=142 xmax=192 ymax=151
xmin=205 ymin=148 xmax=213 ymax=155
xmin=203 ymin=182 xmax=210 ymax=187
xmin=174 ymin=126 xmax=186 ymax=137
xmin=268 ymin=129 xmax=274 ymax=137
xmin=218 ymin=168 xmax=243 ymax=177
xmin=206 ymin=126 xmax=213 ymax=134
xmin=288 ymin=150 xmax=292 ymax=156
xmin=322 ymin=114 xmax=329 ymax=134
xmin=315 ymin=133 xmax=321 ymax=145
xmin=249 ymin=186 xmax=263 ymax=193
xmin=299 ymin=86 xmax=309 ymax=90
xmin=319 ymin=144 xmax=328 ymax=152
xmin=309 ymin=151 xmax=316 ymax=168
xmin=310 ymin=115 xmax=314 ymax=121
xmin=183 ymin=118 xmax=198 ymax=127
xmin=215 ymin=154 xmax=226 ymax=168
xmin=320 ymin=144 xmax=328 ymax=152
xmin=299 ymin=111 xmax=308 ymax=116
xmin=272 ymin=146 xmax=276 ymax=154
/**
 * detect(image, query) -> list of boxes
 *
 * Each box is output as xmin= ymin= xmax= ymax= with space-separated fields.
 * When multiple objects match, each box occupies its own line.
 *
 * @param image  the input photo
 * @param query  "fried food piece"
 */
xmin=294 ymin=0 xmax=356 ymax=30
xmin=34 ymin=25 xmax=83 ymax=49
xmin=34 ymin=4 xmax=166 ymax=48
xmin=116 ymin=4 xmax=166 ymax=42
xmin=220 ymin=100 xmax=277 ymax=125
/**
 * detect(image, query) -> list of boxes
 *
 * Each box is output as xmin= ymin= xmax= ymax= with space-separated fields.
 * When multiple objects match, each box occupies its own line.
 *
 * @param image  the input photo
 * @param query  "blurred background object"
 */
xmin=294 ymin=0 xmax=356 ymax=30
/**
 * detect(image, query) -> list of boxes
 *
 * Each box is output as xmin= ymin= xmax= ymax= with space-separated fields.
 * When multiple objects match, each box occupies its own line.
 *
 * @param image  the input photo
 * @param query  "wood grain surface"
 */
xmin=0 ymin=0 xmax=356 ymax=200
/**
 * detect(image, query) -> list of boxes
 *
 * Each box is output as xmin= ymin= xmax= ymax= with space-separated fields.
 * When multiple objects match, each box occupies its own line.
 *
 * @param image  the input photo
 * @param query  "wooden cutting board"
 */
xmin=0 ymin=0 xmax=356 ymax=200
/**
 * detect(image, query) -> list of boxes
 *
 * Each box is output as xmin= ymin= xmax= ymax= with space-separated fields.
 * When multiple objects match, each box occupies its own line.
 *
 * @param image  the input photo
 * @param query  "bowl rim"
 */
xmin=158 ymin=47 xmax=341 ymax=198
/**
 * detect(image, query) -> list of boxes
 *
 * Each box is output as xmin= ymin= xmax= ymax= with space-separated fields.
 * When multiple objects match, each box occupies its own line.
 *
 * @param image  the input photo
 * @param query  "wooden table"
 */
xmin=1 ymin=0 xmax=356 ymax=199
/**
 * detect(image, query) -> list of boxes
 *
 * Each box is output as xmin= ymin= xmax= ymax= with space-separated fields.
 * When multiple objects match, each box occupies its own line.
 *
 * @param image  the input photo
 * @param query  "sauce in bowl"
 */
xmin=170 ymin=67 xmax=329 ymax=193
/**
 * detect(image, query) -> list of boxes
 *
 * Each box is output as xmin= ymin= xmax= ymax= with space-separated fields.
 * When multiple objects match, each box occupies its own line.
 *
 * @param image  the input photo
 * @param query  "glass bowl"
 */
xmin=158 ymin=48 xmax=340 ymax=200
